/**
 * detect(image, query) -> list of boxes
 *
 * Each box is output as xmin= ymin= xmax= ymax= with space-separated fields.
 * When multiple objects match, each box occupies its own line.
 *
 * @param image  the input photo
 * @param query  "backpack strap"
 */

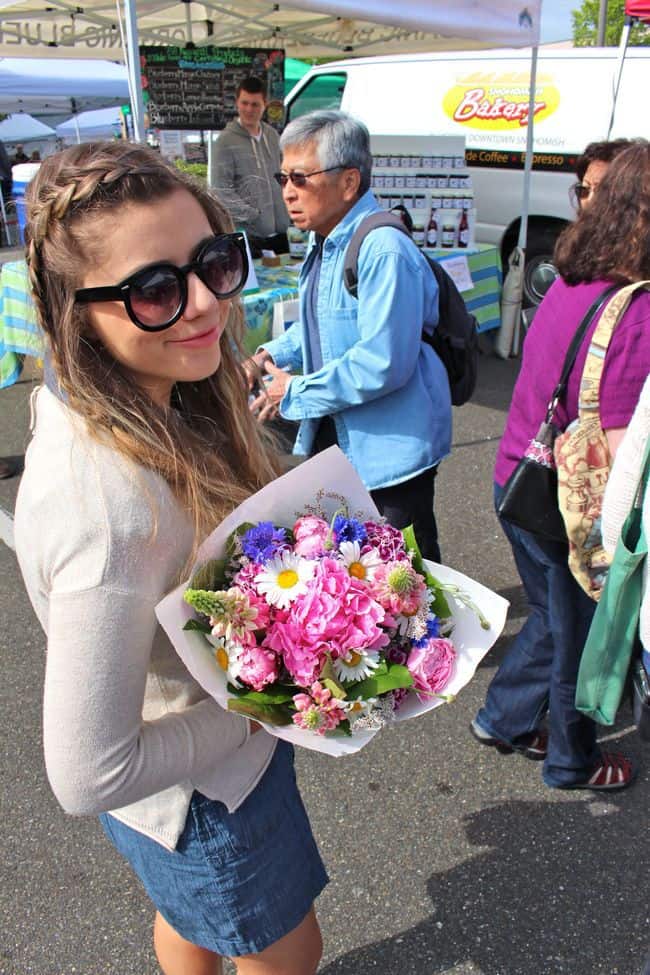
xmin=343 ymin=212 xmax=412 ymax=298
xmin=578 ymin=280 xmax=650 ymax=421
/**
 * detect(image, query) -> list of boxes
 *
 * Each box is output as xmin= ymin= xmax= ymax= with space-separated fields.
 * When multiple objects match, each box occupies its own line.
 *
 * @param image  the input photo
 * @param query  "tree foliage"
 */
xmin=573 ymin=0 xmax=650 ymax=45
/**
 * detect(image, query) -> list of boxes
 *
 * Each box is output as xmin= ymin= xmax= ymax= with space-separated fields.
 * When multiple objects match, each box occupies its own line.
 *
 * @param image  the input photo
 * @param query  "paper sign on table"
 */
xmin=440 ymin=255 xmax=474 ymax=293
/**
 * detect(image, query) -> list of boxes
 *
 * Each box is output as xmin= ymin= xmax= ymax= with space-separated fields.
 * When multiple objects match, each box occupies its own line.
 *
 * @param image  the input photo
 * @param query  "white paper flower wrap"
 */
xmin=156 ymin=447 xmax=508 ymax=756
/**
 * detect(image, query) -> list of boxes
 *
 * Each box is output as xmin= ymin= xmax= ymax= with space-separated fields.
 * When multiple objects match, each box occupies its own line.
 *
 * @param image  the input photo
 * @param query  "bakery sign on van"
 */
xmin=442 ymin=72 xmax=560 ymax=130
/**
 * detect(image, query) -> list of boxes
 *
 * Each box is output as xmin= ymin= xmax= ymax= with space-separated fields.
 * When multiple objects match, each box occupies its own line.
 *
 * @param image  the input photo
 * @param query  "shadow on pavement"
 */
xmin=321 ymin=796 xmax=648 ymax=975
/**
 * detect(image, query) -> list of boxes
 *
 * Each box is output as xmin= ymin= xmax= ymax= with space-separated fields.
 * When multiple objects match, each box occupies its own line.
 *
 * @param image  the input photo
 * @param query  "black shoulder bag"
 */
xmin=497 ymin=284 xmax=619 ymax=543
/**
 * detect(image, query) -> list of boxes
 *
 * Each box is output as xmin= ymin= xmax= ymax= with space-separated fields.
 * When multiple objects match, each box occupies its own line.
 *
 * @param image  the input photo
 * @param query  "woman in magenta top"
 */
xmin=472 ymin=140 xmax=650 ymax=790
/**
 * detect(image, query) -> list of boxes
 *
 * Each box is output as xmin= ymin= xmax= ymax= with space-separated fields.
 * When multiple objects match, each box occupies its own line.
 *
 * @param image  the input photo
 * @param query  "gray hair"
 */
xmin=280 ymin=110 xmax=372 ymax=195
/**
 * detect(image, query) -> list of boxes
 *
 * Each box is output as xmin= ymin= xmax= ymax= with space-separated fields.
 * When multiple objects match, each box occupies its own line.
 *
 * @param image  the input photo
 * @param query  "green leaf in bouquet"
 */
xmin=402 ymin=524 xmax=424 ymax=573
xmin=319 ymin=655 xmax=348 ymax=699
xmin=227 ymin=698 xmax=293 ymax=726
xmin=345 ymin=662 xmax=413 ymax=699
xmin=225 ymin=522 xmax=257 ymax=560
xmin=227 ymin=683 xmax=297 ymax=705
xmin=182 ymin=618 xmax=212 ymax=634
xmin=325 ymin=719 xmax=352 ymax=737
xmin=401 ymin=524 xmax=453 ymax=619
xmin=427 ymin=581 xmax=452 ymax=621
xmin=322 ymin=679 xmax=347 ymax=700
xmin=189 ymin=558 xmax=228 ymax=593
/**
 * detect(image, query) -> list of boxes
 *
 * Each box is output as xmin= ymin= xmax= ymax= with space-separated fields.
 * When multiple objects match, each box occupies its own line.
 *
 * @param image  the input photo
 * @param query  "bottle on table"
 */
xmin=458 ymin=208 xmax=469 ymax=248
xmin=426 ymin=208 xmax=438 ymax=248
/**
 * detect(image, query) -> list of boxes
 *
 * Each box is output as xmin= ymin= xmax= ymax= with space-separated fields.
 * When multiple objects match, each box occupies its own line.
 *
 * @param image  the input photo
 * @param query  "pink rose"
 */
xmin=407 ymin=638 xmax=456 ymax=702
xmin=292 ymin=515 xmax=330 ymax=558
xmin=238 ymin=643 xmax=279 ymax=691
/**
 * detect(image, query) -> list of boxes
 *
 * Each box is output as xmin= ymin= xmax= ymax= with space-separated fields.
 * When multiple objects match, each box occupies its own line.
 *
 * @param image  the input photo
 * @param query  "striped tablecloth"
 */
xmin=0 ymin=261 xmax=41 ymax=389
xmin=427 ymin=243 xmax=503 ymax=334
xmin=0 ymin=246 xmax=502 ymax=388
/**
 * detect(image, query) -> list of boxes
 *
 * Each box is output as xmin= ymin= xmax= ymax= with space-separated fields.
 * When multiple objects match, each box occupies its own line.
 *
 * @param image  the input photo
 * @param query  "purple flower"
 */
xmin=333 ymin=515 xmax=367 ymax=546
xmin=241 ymin=522 xmax=287 ymax=563
xmin=411 ymin=616 xmax=441 ymax=648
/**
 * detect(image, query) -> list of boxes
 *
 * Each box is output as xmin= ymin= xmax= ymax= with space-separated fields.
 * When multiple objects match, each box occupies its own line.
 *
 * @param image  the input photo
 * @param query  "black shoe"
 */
xmin=470 ymin=719 xmax=548 ymax=761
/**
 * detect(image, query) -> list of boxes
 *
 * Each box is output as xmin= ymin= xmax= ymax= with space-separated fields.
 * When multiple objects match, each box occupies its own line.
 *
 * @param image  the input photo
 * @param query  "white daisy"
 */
xmin=332 ymin=648 xmax=381 ymax=683
xmin=342 ymin=695 xmax=378 ymax=721
xmin=255 ymin=550 xmax=315 ymax=609
xmin=338 ymin=541 xmax=381 ymax=582
xmin=206 ymin=634 xmax=243 ymax=687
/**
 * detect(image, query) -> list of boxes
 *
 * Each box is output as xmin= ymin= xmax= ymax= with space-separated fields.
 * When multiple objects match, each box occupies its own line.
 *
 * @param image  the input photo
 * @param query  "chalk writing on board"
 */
xmin=140 ymin=45 xmax=285 ymax=130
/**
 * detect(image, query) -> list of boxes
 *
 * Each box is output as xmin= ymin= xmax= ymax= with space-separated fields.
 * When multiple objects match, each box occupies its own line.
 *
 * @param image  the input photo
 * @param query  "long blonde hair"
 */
xmin=25 ymin=141 xmax=282 ymax=549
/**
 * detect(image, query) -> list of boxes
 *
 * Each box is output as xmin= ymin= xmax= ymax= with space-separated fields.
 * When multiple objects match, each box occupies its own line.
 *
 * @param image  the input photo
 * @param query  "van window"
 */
xmin=286 ymin=73 xmax=347 ymax=121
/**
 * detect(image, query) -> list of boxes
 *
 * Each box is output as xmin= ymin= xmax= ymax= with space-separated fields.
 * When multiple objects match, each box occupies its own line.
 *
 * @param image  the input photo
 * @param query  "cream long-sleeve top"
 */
xmin=14 ymin=386 xmax=276 ymax=851
xmin=602 ymin=373 xmax=650 ymax=650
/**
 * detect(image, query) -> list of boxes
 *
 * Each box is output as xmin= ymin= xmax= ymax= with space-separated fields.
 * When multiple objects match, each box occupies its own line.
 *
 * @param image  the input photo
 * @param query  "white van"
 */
xmin=284 ymin=47 xmax=650 ymax=303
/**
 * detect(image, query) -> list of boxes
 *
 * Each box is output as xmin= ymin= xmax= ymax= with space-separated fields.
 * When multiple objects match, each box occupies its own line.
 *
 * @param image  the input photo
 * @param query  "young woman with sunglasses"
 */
xmin=14 ymin=142 xmax=327 ymax=975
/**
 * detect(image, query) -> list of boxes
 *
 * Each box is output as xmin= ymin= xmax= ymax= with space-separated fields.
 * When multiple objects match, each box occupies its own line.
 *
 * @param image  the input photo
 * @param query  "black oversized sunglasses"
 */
xmin=273 ymin=166 xmax=347 ymax=188
xmin=75 ymin=232 xmax=249 ymax=332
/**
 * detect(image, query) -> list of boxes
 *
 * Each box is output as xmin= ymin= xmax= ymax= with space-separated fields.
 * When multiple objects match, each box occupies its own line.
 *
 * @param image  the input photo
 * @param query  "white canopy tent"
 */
xmin=0 ymin=0 xmax=541 ymax=58
xmin=0 ymin=58 xmax=129 ymax=125
xmin=0 ymin=0 xmax=543 ymax=346
xmin=56 ymin=105 xmax=123 ymax=144
xmin=0 ymin=112 xmax=55 ymax=144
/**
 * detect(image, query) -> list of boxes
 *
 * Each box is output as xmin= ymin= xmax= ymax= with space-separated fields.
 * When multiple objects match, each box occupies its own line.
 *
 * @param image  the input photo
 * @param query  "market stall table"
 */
xmin=0 ymin=246 xmax=502 ymax=388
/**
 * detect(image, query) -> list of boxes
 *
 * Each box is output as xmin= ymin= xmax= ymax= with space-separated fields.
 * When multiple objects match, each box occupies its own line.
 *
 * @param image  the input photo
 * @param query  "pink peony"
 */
xmin=292 ymin=681 xmax=346 ymax=734
xmin=407 ymin=638 xmax=456 ymax=702
xmin=237 ymin=643 xmax=279 ymax=691
xmin=263 ymin=616 xmax=327 ymax=686
xmin=263 ymin=557 xmax=389 ymax=685
xmin=292 ymin=515 xmax=331 ymax=558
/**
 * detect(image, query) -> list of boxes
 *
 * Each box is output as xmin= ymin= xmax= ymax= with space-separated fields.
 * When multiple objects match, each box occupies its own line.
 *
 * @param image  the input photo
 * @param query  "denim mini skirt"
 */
xmin=99 ymin=741 xmax=328 ymax=957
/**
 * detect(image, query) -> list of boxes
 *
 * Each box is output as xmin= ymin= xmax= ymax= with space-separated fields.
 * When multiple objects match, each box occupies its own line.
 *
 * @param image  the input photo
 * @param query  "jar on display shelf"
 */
xmin=412 ymin=222 xmax=425 ymax=247
xmin=441 ymin=217 xmax=457 ymax=248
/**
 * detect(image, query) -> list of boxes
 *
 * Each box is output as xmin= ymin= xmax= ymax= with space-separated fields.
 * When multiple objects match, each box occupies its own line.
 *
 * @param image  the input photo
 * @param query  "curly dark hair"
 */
xmin=555 ymin=141 xmax=650 ymax=285
xmin=574 ymin=138 xmax=639 ymax=182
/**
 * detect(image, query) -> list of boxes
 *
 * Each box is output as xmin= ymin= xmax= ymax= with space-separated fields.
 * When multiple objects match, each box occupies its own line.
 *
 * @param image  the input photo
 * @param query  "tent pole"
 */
xmin=518 ymin=44 xmax=538 ymax=255
xmin=496 ymin=44 xmax=538 ymax=358
xmin=123 ymin=0 xmax=146 ymax=143
xmin=607 ymin=16 xmax=632 ymax=139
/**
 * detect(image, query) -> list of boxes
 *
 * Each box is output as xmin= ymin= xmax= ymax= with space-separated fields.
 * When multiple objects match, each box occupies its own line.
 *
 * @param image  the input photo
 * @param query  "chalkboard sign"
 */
xmin=140 ymin=46 xmax=285 ymax=131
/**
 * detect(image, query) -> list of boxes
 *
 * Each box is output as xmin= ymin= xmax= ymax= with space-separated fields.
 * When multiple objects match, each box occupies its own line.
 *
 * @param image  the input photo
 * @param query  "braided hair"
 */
xmin=26 ymin=142 xmax=281 ymax=558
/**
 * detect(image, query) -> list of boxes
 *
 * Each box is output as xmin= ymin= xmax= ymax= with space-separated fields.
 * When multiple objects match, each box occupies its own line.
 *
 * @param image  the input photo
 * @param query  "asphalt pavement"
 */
xmin=1 ymin=349 xmax=649 ymax=975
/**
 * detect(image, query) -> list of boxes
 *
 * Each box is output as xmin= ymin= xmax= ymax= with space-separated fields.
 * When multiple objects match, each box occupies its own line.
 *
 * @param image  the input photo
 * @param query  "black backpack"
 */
xmin=342 ymin=212 xmax=479 ymax=406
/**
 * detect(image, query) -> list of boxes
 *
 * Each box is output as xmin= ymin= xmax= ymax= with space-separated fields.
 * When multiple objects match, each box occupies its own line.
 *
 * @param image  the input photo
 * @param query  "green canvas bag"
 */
xmin=575 ymin=440 xmax=650 ymax=724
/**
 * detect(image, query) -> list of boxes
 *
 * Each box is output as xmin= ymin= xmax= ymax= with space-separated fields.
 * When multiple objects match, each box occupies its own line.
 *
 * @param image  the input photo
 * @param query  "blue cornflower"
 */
xmin=241 ymin=522 xmax=287 ymax=563
xmin=332 ymin=514 xmax=367 ymax=546
xmin=411 ymin=616 xmax=441 ymax=648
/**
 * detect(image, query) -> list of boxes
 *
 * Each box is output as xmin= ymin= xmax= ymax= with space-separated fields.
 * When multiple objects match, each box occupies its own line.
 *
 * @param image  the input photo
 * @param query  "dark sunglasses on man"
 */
xmin=75 ymin=232 xmax=248 ymax=332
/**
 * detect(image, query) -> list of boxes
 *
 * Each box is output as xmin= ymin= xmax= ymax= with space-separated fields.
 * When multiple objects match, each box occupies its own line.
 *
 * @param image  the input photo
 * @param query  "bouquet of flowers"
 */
xmin=157 ymin=448 xmax=507 ymax=755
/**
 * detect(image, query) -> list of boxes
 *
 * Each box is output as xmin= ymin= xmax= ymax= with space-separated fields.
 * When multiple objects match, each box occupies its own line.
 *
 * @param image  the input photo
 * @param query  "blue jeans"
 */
xmin=476 ymin=484 xmax=601 ymax=787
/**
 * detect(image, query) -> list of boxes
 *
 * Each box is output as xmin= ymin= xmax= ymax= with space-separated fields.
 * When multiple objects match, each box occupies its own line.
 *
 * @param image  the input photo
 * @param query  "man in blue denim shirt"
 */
xmin=248 ymin=111 xmax=452 ymax=559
